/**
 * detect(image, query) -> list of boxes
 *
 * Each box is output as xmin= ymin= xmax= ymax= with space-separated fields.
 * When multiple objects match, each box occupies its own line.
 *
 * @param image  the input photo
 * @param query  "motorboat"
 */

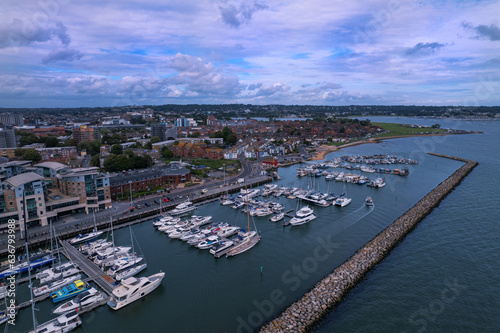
xmin=33 ymin=274 xmax=82 ymax=297
xmin=50 ymin=280 xmax=89 ymax=303
xmin=290 ymin=214 xmax=317 ymax=226
xmin=106 ymin=256 xmax=144 ymax=277
xmin=210 ymin=240 xmax=234 ymax=256
xmin=53 ymin=288 xmax=106 ymax=314
xmin=99 ymin=252 xmax=133 ymax=268
xmin=93 ymin=246 xmax=131 ymax=265
xmin=217 ymin=226 xmax=240 ymax=238
xmin=169 ymin=201 xmax=197 ymax=216
xmin=189 ymin=215 xmax=212 ymax=227
xmin=115 ymin=263 xmax=148 ymax=281
xmin=270 ymin=212 xmax=285 ymax=222
xmin=296 ymin=206 xmax=314 ymax=218
xmin=83 ymin=240 xmax=113 ymax=256
xmin=335 ymin=197 xmax=352 ymax=207
xmin=69 ymin=230 xmax=104 ymax=245
xmin=107 ymin=272 xmax=165 ymax=310
xmin=231 ymin=201 xmax=245 ymax=209
xmin=36 ymin=262 xmax=80 ymax=285
xmin=28 ymin=310 xmax=82 ymax=333
xmin=197 ymin=235 xmax=220 ymax=249
xmin=365 ymin=196 xmax=374 ymax=206
xmin=255 ymin=207 xmax=273 ymax=217
xmin=0 ymin=255 xmax=55 ymax=279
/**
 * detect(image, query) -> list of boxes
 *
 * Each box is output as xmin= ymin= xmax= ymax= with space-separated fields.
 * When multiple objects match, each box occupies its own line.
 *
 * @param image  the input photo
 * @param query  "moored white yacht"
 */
xmin=170 ymin=201 xmax=197 ymax=216
xmin=296 ymin=206 xmax=314 ymax=218
xmin=36 ymin=262 xmax=80 ymax=285
xmin=69 ymin=230 xmax=104 ymax=245
xmin=335 ymin=196 xmax=352 ymax=207
xmin=107 ymin=272 xmax=165 ymax=310
xmin=115 ymin=263 xmax=148 ymax=281
xmin=290 ymin=214 xmax=317 ymax=226
xmin=33 ymin=274 xmax=82 ymax=297
xmin=270 ymin=212 xmax=285 ymax=222
xmin=29 ymin=310 xmax=82 ymax=333
xmin=53 ymin=287 xmax=106 ymax=314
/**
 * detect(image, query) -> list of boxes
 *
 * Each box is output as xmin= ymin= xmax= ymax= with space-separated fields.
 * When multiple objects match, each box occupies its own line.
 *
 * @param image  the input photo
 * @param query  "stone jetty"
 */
xmin=260 ymin=153 xmax=477 ymax=333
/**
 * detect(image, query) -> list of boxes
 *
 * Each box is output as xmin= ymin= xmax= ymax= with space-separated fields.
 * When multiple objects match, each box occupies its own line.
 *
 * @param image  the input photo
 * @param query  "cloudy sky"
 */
xmin=1 ymin=0 xmax=499 ymax=107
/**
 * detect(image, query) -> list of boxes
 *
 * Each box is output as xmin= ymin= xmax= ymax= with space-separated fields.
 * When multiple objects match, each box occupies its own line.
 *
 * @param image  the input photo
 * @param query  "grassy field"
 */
xmin=372 ymin=122 xmax=447 ymax=137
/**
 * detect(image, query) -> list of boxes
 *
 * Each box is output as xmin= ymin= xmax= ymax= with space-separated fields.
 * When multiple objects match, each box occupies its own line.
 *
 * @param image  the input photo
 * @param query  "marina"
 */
xmin=2 ymin=118 xmax=498 ymax=333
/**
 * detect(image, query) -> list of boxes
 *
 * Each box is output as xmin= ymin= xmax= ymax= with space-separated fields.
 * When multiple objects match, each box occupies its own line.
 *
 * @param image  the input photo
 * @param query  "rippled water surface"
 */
xmin=11 ymin=118 xmax=499 ymax=333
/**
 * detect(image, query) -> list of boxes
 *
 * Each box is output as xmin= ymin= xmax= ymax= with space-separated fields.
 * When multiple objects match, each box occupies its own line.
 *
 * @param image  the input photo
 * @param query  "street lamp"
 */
xmin=129 ymin=181 xmax=133 ymax=207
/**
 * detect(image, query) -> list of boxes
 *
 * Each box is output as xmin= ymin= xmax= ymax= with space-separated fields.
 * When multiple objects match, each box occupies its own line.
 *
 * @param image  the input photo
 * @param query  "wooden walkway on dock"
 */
xmin=60 ymin=240 xmax=115 ymax=295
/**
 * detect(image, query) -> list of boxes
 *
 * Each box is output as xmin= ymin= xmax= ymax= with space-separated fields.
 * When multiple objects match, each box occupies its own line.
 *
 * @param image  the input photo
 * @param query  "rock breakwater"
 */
xmin=260 ymin=154 xmax=477 ymax=333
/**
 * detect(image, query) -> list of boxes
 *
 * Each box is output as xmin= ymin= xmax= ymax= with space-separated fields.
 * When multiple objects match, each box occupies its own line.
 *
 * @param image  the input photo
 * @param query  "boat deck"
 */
xmin=60 ymin=240 xmax=115 ymax=295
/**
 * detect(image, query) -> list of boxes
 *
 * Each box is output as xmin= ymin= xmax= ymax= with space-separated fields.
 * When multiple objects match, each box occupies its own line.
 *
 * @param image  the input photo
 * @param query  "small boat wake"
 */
xmin=330 ymin=203 xmax=375 ymax=235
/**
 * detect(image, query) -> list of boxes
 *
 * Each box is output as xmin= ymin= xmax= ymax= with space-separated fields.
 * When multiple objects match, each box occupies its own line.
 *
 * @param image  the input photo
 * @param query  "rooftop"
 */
xmin=36 ymin=161 xmax=68 ymax=171
xmin=6 ymin=172 xmax=44 ymax=187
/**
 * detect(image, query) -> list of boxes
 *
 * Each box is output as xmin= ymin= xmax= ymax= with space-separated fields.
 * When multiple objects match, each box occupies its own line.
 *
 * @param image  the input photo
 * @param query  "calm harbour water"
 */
xmin=10 ymin=117 xmax=499 ymax=333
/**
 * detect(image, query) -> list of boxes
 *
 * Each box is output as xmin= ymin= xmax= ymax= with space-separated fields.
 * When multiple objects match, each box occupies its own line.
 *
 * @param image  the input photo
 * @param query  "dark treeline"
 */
xmin=1 ymin=105 xmax=499 ymax=118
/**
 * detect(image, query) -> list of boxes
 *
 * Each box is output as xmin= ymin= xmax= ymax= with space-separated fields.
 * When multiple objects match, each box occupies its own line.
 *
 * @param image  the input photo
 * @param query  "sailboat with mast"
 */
xmin=226 ymin=186 xmax=261 ymax=257
xmin=69 ymin=211 xmax=103 ymax=245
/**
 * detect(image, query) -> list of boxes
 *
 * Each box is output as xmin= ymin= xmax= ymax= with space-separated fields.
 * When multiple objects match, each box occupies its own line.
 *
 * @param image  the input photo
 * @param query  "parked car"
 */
xmin=136 ymin=204 xmax=142 ymax=209
xmin=200 ymin=189 xmax=208 ymax=194
xmin=153 ymin=200 xmax=160 ymax=205
xmin=163 ymin=198 xmax=169 ymax=202
xmin=144 ymin=202 xmax=151 ymax=207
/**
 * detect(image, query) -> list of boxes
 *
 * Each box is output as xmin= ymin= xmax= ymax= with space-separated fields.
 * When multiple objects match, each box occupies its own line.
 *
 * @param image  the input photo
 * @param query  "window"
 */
xmin=8 ymin=195 xmax=12 ymax=199
xmin=39 ymin=204 xmax=42 ymax=207
xmin=10 ymin=208 xmax=14 ymax=212
xmin=9 ymin=202 xmax=13 ymax=205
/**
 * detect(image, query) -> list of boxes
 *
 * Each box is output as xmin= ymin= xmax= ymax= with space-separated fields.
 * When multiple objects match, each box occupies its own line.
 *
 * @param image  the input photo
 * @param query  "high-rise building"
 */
xmin=73 ymin=125 xmax=99 ymax=144
xmin=152 ymin=123 xmax=177 ymax=141
xmin=0 ymin=129 xmax=17 ymax=148
xmin=0 ymin=113 xmax=23 ymax=126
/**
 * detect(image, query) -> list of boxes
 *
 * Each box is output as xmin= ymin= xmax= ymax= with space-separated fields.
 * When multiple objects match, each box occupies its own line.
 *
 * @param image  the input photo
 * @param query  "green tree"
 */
xmin=14 ymin=148 xmax=24 ymax=157
xmin=124 ymin=149 xmax=135 ymax=158
xmin=150 ymin=136 xmax=161 ymax=144
xmin=64 ymin=138 xmax=77 ymax=147
xmin=110 ymin=144 xmax=123 ymax=155
xmin=22 ymin=149 xmax=41 ymax=163
xmin=90 ymin=154 xmax=100 ymax=167
xmin=44 ymin=136 xmax=60 ymax=148
xmin=144 ymin=141 xmax=152 ymax=149
xmin=162 ymin=149 xmax=174 ymax=159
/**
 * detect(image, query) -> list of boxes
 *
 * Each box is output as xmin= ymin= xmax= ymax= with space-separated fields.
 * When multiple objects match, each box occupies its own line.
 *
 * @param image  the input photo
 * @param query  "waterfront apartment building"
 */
xmin=109 ymin=166 xmax=191 ymax=200
xmin=73 ymin=125 xmax=99 ymax=144
xmin=0 ymin=161 xmax=112 ymax=233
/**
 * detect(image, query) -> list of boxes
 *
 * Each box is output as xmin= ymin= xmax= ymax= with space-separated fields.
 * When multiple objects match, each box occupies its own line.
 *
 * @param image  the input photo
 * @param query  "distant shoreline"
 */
xmin=310 ymin=133 xmax=467 ymax=161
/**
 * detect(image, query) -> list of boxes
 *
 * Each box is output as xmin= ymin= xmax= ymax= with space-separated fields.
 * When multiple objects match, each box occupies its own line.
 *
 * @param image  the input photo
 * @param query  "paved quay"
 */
xmin=260 ymin=153 xmax=478 ymax=333
xmin=0 ymin=175 xmax=271 ymax=257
